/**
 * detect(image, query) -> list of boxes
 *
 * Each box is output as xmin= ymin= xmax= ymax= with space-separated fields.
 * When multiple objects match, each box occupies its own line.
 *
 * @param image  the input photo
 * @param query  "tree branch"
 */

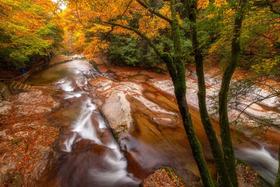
xmin=136 ymin=0 xmax=172 ymax=24
xmin=136 ymin=0 xmax=187 ymax=32
xmin=233 ymin=92 xmax=280 ymax=122
xmin=100 ymin=21 xmax=162 ymax=58
xmin=100 ymin=20 xmax=178 ymax=81
xmin=266 ymin=0 xmax=280 ymax=14
xmin=73 ymin=0 xmax=87 ymax=28
xmin=103 ymin=0 xmax=134 ymax=39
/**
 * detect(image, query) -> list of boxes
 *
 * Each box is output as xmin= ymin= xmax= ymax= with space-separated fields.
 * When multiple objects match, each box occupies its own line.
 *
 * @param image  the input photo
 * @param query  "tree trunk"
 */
xmin=182 ymin=0 xmax=233 ymax=186
xmin=174 ymin=73 xmax=216 ymax=187
xmin=169 ymin=1 xmax=215 ymax=186
xmin=218 ymin=0 xmax=247 ymax=186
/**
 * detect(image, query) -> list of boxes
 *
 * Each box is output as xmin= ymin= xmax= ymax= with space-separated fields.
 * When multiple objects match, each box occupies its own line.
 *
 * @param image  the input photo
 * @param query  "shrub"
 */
xmin=107 ymin=32 xmax=192 ymax=68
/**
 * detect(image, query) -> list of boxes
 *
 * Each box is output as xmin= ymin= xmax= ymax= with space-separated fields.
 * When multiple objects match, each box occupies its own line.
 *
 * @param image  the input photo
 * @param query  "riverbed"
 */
xmin=3 ymin=55 xmax=279 ymax=186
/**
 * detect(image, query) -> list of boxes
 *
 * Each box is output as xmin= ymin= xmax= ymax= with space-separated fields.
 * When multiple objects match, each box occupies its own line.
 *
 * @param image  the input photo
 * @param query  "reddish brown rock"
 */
xmin=0 ymin=89 xmax=59 ymax=186
xmin=102 ymin=91 xmax=134 ymax=136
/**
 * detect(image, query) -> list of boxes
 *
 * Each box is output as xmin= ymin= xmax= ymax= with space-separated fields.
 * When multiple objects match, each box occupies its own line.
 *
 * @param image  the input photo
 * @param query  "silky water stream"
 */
xmin=28 ymin=58 xmax=140 ymax=187
xmin=27 ymin=56 xmax=279 ymax=186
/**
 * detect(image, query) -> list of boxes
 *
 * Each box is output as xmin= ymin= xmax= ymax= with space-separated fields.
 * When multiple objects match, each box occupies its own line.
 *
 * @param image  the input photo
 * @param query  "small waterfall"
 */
xmin=237 ymin=147 xmax=279 ymax=184
xmin=61 ymin=98 xmax=102 ymax=152
xmin=50 ymin=59 xmax=140 ymax=186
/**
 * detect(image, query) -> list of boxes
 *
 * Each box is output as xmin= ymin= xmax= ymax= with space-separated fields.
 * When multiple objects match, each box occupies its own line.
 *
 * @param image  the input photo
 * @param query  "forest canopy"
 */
xmin=0 ymin=1 xmax=280 ymax=187
xmin=0 ymin=0 xmax=63 ymax=70
xmin=61 ymin=0 xmax=280 ymax=77
xmin=1 ymin=0 xmax=279 ymax=76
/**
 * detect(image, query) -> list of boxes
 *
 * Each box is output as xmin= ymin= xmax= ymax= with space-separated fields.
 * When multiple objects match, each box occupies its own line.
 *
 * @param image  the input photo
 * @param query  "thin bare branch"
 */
xmin=100 ymin=21 xmax=162 ymax=58
xmin=233 ymin=92 xmax=280 ymax=122
xmin=103 ymin=0 xmax=134 ymax=39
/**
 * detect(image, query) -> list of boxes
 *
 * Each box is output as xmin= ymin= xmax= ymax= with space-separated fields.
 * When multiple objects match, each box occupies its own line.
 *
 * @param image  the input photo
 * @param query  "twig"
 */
xmin=233 ymin=92 xmax=280 ymax=122
xmin=103 ymin=0 xmax=134 ymax=40
xmin=136 ymin=0 xmax=172 ymax=24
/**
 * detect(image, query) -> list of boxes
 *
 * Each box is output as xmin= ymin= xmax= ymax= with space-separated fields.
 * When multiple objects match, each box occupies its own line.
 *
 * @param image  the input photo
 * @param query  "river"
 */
xmin=27 ymin=55 xmax=279 ymax=186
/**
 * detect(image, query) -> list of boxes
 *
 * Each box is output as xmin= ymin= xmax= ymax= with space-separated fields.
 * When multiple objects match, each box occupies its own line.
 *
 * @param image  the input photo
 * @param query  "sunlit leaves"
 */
xmin=0 ymin=0 xmax=63 ymax=68
xmin=252 ymin=57 xmax=280 ymax=75
xmin=62 ymin=0 xmax=170 ymax=59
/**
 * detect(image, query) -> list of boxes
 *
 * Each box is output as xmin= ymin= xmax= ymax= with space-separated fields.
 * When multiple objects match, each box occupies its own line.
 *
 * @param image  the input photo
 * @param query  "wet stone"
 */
xmin=102 ymin=91 xmax=134 ymax=135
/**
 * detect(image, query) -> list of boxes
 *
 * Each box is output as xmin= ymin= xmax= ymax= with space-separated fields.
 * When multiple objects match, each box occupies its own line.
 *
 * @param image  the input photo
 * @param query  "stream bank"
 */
xmin=0 ymin=89 xmax=59 ymax=186
xmin=0 ymin=55 xmax=279 ymax=186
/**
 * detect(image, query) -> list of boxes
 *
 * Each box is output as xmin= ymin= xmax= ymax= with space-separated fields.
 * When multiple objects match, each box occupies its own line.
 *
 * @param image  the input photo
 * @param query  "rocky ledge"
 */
xmin=0 ymin=89 xmax=59 ymax=186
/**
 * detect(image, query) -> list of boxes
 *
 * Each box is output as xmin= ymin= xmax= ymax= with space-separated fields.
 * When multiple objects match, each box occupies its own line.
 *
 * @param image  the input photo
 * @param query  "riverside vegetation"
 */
xmin=0 ymin=0 xmax=280 ymax=187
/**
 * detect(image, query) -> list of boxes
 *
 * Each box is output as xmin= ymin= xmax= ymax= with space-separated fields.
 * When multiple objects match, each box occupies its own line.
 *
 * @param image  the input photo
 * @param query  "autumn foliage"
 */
xmin=60 ymin=0 xmax=280 ymax=76
xmin=0 ymin=0 xmax=63 ymax=70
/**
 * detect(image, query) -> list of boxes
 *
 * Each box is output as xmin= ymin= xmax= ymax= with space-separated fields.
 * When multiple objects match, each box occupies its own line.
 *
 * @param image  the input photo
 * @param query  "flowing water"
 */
xmin=27 ymin=56 xmax=279 ymax=186
xmin=28 ymin=58 xmax=140 ymax=187
xmin=236 ymin=147 xmax=278 ymax=185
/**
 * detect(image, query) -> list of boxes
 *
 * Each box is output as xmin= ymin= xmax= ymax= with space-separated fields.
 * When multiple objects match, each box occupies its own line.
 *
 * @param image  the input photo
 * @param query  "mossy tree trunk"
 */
xmin=182 ymin=0 xmax=234 ymax=186
xmin=218 ymin=0 xmax=247 ymax=186
xmin=102 ymin=1 xmax=247 ymax=186
xmin=169 ymin=1 xmax=215 ymax=186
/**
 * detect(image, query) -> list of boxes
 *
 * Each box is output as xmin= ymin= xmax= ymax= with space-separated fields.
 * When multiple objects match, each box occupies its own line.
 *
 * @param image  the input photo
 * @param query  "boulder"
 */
xmin=101 ymin=91 xmax=134 ymax=136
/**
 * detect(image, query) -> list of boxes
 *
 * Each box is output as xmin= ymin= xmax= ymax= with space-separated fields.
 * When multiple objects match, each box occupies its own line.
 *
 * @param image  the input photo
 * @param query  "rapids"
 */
xmin=28 ymin=57 xmax=140 ymax=187
xmin=27 ymin=55 xmax=279 ymax=186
